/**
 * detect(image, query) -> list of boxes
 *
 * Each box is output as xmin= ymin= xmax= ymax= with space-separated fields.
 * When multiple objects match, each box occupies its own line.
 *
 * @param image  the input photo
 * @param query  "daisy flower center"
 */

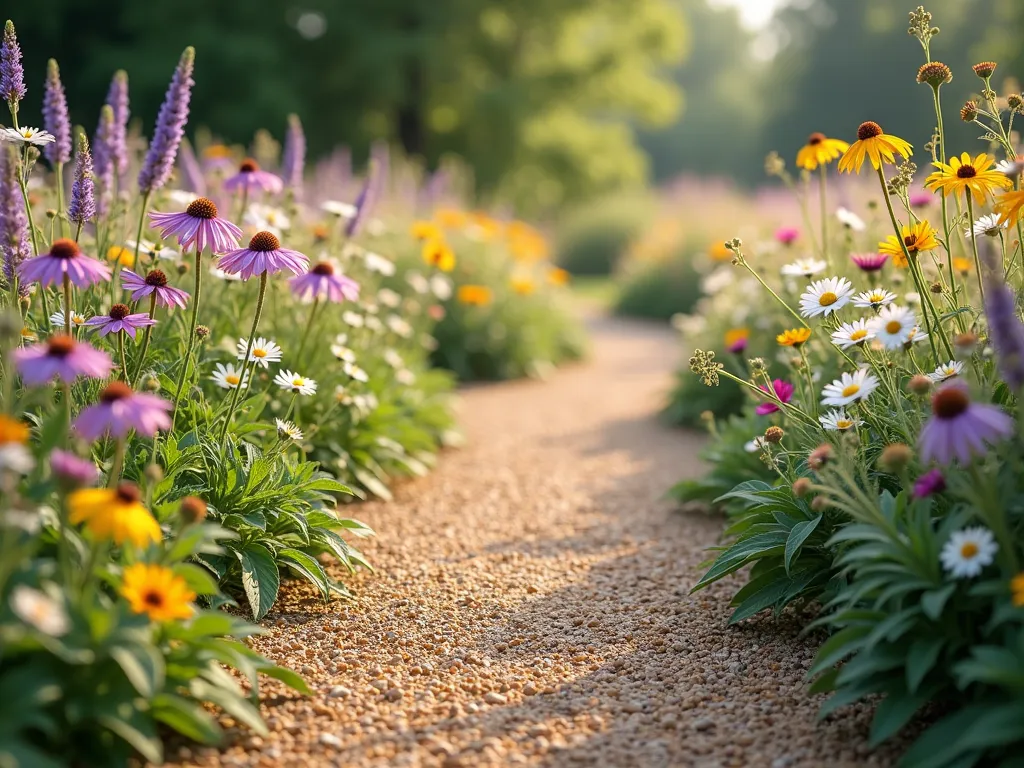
xmin=857 ymin=121 xmax=883 ymax=140
xmin=143 ymin=590 xmax=165 ymax=608
xmin=850 ymin=329 xmax=868 ymax=341
xmin=145 ymin=270 xmax=169 ymax=287
xmin=956 ymin=164 xmax=978 ymax=179
xmin=109 ymin=304 xmax=130 ymax=320
xmin=960 ymin=542 xmax=979 ymax=559
xmin=841 ymin=383 xmax=860 ymax=398
xmin=47 ymin=335 xmax=76 ymax=357
xmin=807 ymin=132 xmax=825 ymax=146
xmin=239 ymin=158 xmax=260 ymax=173
xmin=818 ymin=291 xmax=838 ymax=306
xmin=253 ymin=348 xmax=268 ymax=358
xmin=185 ymin=198 xmax=219 ymax=219
xmin=49 ymin=238 xmax=80 ymax=260
xmin=933 ymin=387 xmax=969 ymax=419
xmin=226 ymin=374 xmax=240 ymax=385
xmin=248 ymin=231 xmax=281 ymax=252
xmin=312 ymin=262 xmax=335 ymax=276
xmin=292 ymin=378 xmax=305 ymax=387
xmin=100 ymin=381 xmax=134 ymax=403
xmin=115 ymin=481 xmax=142 ymax=504
xmin=837 ymin=419 xmax=853 ymax=429
xmin=885 ymin=320 xmax=903 ymax=334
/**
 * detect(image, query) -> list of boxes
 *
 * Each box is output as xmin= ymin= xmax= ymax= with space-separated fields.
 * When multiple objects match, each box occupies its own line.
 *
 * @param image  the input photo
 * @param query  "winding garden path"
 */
xmin=176 ymin=314 xmax=909 ymax=768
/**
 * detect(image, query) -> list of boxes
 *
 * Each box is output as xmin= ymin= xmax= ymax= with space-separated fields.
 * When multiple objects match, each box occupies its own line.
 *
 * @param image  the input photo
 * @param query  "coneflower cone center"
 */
xmin=312 ymin=262 xmax=334 ymax=276
xmin=933 ymin=387 xmax=969 ymax=419
xmin=145 ymin=270 xmax=169 ymax=287
xmin=49 ymin=238 xmax=80 ymax=259
xmin=47 ymin=335 xmax=76 ymax=357
xmin=186 ymin=198 xmax=218 ymax=219
xmin=857 ymin=121 xmax=883 ymax=140
xmin=115 ymin=481 xmax=142 ymax=504
xmin=957 ymin=164 xmax=978 ymax=179
xmin=239 ymin=158 xmax=260 ymax=173
xmin=248 ymin=231 xmax=280 ymax=252
xmin=100 ymin=381 xmax=133 ymax=403
xmin=109 ymin=303 xmax=130 ymax=320
xmin=808 ymin=132 xmax=825 ymax=146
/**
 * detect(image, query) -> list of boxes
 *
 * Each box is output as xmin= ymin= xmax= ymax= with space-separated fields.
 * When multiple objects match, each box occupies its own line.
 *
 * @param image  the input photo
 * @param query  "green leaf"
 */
xmin=921 ymin=584 xmax=957 ymax=621
xmin=906 ymin=636 xmax=945 ymax=694
xmin=258 ymin=664 xmax=313 ymax=695
xmin=279 ymin=548 xmax=331 ymax=600
xmin=152 ymin=694 xmax=223 ymax=745
xmin=808 ymin=625 xmax=871 ymax=677
xmin=109 ymin=644 xmax=165 ymax=698
xmin=191 ymin=677 xmax=268 ymax=736
xmin=868 ymin=688 xmax=931 ymax=747
xmin=174 ymin=563 xmax=221 ymax=596
xmin=237 ymin=544 xmax=280 ymax=620
xmin=784 ymin=514 xmax=822 ymax=574
xmin=97 ymin=711 xmax=162 ymax=764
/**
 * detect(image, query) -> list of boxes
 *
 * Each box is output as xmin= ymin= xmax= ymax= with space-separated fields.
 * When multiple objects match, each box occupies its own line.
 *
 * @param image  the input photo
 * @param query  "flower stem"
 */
xmin=965 ymin=195 xmax=986 ymax=303
xmin=117 ymin=332 xmax=129 ymax=381
xmin=131 ymin=294 xmax=157 ymax=387
xmin=62 ymin=272 xmax=72 ymax=335
xmin=107 ymin=437 xmax=126 ymax=488
xmin=737 ymin=257 xmax=809 ymax=329
xmin=131 ymin=191 xmax=151 ymax=267
xmin=294 ymin=297 xmax=321 ymax=361
xmin=171 ymin=247 xmax=203 ymax=431
xmin=220 ymin=271 xmax=268 ymax=444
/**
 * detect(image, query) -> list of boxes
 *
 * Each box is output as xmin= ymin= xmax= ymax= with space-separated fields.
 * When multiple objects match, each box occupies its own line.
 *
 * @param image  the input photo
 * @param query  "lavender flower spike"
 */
xmin=981 ymin=238 xmax=1024 ymax=390
xmin=345 ymin=159 xmax=378 ymax=239
xmin=1 ymin=20 xmax=25 ymax=111
xmin=0 ymin=145 xmax=30 ymax=293
xmin=42 ymin=59 xmax=71 ymax=165
xmin=68 ymin=133 xmax=95 ymax=226
xmin=281 ymin=113 xmax=305 ymax=197
xmin=138 ymin=47 xmax=195 ymax=195
xmin=105 ymin=70 xmax=129 ymax=176
xmin=92 ymin=105 xmax=115 ymax=216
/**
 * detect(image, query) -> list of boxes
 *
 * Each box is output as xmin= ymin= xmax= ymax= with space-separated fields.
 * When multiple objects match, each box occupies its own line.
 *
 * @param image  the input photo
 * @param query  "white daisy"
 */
xmin=275 ymin=418 xmax=303 ymax=442
xmin=331 ymin=344 xmax=356 ymax=362
xmin=383 ymin=349 xmax=403 ymax=368
xmin=928 ymin=360 xmax=964 ymax=383
xmin=49 ymin=310 xmax=87 ymax=328
xmin=821 ymin=368 xmax=880 ymax=406
xmin=10 ymin=586 xmax=69 ymax=637
xmin=377 ymin=288 xmax=401 ymax=308
xmin=904 ymin=291 xmax=921 ymax=306
xmin=868 ymin=305 xmax=917 ymax=349
xmin=831 ymin=319 xmax=875 ymax=349
xmin=701 ymin=267 xmax=735 ymax=295
xmin=364 ymin=251 xmax=396 ymax=276
xmin=210 ymin=265 xmax=244 ymax=282
xmin=274 ymin=369 xmax=318 ymax=396
xmin=781 ymin=258 xmax=827 ymax=278
xmin=744 ymin=436 xmax=767 ymax=453
xmin=406 ymin=271 xmax=430 ymax=294
xmin=126 ymin=239 xmax=179 ymax=260
xmin=799 ymin=276 xmax=854 ymax=318
xmin=852 ymin=289 xmax=897 ymax=310
xmin=386 ymin=315 xmax=413 ymax=338
xmin=167 ymin=189 xmax=199 ymax=207
xmin=996 ymin=158 xmax=1024 ymax=177
xmin=836 ymin=207 xmax=866 ymax=231
xmin=905 ymin=326 xmax=929 ymax=346
xmin=940 ymin=527 xmax=998 ymax=578
xmin=818 ymin=409 xmax=863 ymax=431
xmin=321 ymin=200 xmax=357 ymax=218
xmin=365 ymin=315 xmax=384 ymax=333
xmin=342 ymin=310 xmax=364 ymax=328
xmin=396 ymin=369 xmax=416 ymax=386
xmin=244 ymin=203 xmax=291 ymax=234
xmin=0 ymin=443 xmax=34 ymax=475
xmin=210 ymin=362 xmax=249 ymax=390
xmin=343 ymin=361 xmax=369 ymax=382
xmin=237 ymin=337 xmax=283 ymax=368
xmin=1 ymin=126 xmax=56 ymax=146
xmin=430 ymin=275 xmax=453 ymax=300
xmin=965 ymin=213 xmax=1007 ymax=239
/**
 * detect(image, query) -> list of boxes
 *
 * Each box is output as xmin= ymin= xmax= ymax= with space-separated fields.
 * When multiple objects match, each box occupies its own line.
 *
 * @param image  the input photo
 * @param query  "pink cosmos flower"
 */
xmin=13 ymin=335 xmax=113 ymax=385
xmin=223 ymin=158 xmax=283 ymax=196
xmin=756 ymin=379 xmax=795 ymax=416
xmin=289 ymin=261 xmax=360 ymax=303
xmin=120 ymin=268 xmax=189 ymax=309
xmin=851 ymin=252 xmax=888 ymax=272
xmin=85 ymin=303 xmax=157 ymax=339
xmin=909 ymin=190 xmax=933 ymax=208
xmin=217 ymin=231 xmax=308 ymax=281
xmin=919 ymin=381 xmax=1013 ymax=465
xmin=50 ymin=449 xmax=98 ymax=487
xmin=18 ymin=238 xmax=111 ymax=288
xmin=912 ymin=469 xmax=946 ymax=499
xmin=73 ymin=381 xmax=172 ymax=441
xmin=775 ymin=227 xmax=800 ymax=246
xmin=149 ymin=197 xmax=242 ymax=255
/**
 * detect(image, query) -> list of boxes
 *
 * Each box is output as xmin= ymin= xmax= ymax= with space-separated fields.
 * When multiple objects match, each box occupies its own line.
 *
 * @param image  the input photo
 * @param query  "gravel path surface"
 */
xmin=173 ymin=314 xmax=906 ymax=768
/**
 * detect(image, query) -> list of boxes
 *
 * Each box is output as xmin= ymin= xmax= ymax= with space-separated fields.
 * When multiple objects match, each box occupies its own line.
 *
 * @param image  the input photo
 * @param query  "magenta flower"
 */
xmin=851 ymin=252 xmax=888 ymax=272
xmin=13 ymin=335 xmax=113 ymax=385
xmin=919 ymin=381 xmax=1013 ymax=465
xmin=149 ymin=197 xmax=242 ymax=255
xmin=217 ymin=231 xmax=308 ymax=281
xmin=726 ymin=335 xmax=748 ymax=354
xmin=909 ymin=190 xmax=933 ymax=208
xmin=756 ymin=379 xmax=795 ymax=415
xmin=223 ymin=158 xmax=283 ymax=196
xmin=18 ymin=238 xmax=111 ymax=289
xmin=51 ymin=449 xmax=98 ymax=488
xmin=85 ymin=303 xmax=157 ymax=339
xmin=74 ymin=381 xmax=172 ymax=441
xmin=121 ymin=268 xmax=189 ymax=309
xmin=912 ymin=469 xmax=946 ymax=499
xmin=775 ymin=227 xmax=800 ymax=246
xmin=289 ymin=261 xmax=360 ymax=303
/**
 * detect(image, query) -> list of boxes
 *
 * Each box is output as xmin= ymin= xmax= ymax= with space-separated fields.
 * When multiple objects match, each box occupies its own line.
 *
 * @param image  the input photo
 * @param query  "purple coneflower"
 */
xmin=851 ymin=252 xmax=888 ymax=272
xmin=1 ymin=21 xmax=25 ymax=108
xmin=74 ymin=381 xmax=171 ymax=441
xmin=12 ymin=335 xmax=113 ymax=385
xmin=280 ymin=113 xmax=305 ymax=197
xmin=1 ymin=145 xmax=30 ymax=291
xmin=149 ymin=197 xmax=242 ymax=255
xmin=919 ymin=381 xmax=1013 ymax=465
xmin=85 ymin=303 xmax=156 ymax=339
xmin=345 ymin=160 xmax=378 ymax=238
xmin=217 ymin=231 xmax=308 ymax=281
xmin=137 ymin=47 xmax=194 ymax=194
xmin=105 ymin=70 xmax=129 ymax=177
xmin=912 ymin=469 xmax=946 ymax=499
xmin=756 ymin=379 xmax=795 ymax=416
xmin=223 ymin=158 xmax=283 ymax=196
xmin=19 ymin=238 xmax=111 ymax=288
xmin=51 ymin=449 xmax=98 ymax=488
xmin=775 ymin=227 xmax=800 ymax=246
xmin=289 ymin=261 xmax=359 ymax=303
xmin=121 ymin=268 xmax=189 ymax=309
xmin=42 ymin=59 xmax=71 ymax=165
xmin=68 ymin=134 xmax=95 ymax=226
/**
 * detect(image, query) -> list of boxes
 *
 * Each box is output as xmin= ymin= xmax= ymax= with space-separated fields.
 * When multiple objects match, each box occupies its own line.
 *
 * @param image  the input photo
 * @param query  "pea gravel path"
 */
xmin=173 ymin=314 xmax=908 ymax=768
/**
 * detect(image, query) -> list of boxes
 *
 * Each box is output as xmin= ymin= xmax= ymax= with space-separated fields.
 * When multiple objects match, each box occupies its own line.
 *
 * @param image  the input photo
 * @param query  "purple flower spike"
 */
xmin=85 ymin=303 xmax=156 ymax=339
xmin=919 ymin=381 xmax=1013 ymax=466
xmin=105 ymin=70 xmax=130 ymax=177
xmin=138 ymin=47 xmax=195 ymax=195
xmin=121 ymin=268 xmax=189 ymax=309
xmin=289 ymin=261 xmax=359 ymax=303
xmin=281 ymin=113 xmax=305 ymax=198
xmin=50 ymin=449 xmax=98 ymax=488
xmin=92 ymin=104 xmax=115 ymax=216
xmin=42 ymin=59 xmax=71 ymax=165
xmin=1 ymin=21 xmax=25 ymax=108
xmin=345 ymin=160 xmax=378 ymax=239
xmin=178 ymin=138 xmax=206 ymax=196
xmin=1 ymin=145 xmax=30 ymax=291
xmin=19 ymin=238 xmax=111 ymax=289
xmin=148 ymin=197 xmax=241 ymax=254
xmin=217 ymin=231 xmax=308 ymax=281
xmin=851 ymin=252 xmax=888 ymax=272
xmin=13 ymin=335 xmax=113 ymax=385
xmin=74 ymin=381 xmax=171 ymax=441
xmin=68 ymin=134 xmax=95 ymax=226
xmin=912 ymin=469 xmax=946 ymax=499
xmin=223 ymin=158 xmax=283 ymax=196
xmin=984 ymin=271 xmax=1024 ymax=390
xmin=756 ymin=379 xmax=795 ymax=416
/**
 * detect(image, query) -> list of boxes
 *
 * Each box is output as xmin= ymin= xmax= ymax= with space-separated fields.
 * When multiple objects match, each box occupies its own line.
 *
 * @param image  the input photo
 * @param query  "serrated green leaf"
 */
xmin=237 ymin=544 xmax=280 ymax=620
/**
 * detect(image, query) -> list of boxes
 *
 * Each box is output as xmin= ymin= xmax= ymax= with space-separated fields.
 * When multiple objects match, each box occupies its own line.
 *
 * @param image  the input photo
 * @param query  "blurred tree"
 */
xmin=7 ymin=0 xmax=687 ymax=212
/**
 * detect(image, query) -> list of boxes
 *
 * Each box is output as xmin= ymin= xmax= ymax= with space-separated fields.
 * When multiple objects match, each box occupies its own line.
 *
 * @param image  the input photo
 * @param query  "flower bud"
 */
xmin=917 ymin=61 xmax=952 ymax=88
xmin=1009 ymin=94 xmax=1023 ymax=112
xmin=878 ymin=443 xmax=913 ymax=473
xmin=907 ymin=374 xmax=932 ymax=395
xmin=811 ymin=496 xmax=830 ymax=512
xmin=177 ymin=261 xmax=190 ymax=275
xmin=972 ymin=61 xmax=997 ymax=79
xmin=179 ymin=495 xmax=208 ymax=525
xmin=144 ymin=463 xmax=164 ymax=484
xmin=792 ymin=477 xmax=812 ymax=498
xmin=764 ymin=426 xmax=784 ymax=444
xmin=195 ymin=325 xmax=210 ymax=340
xmin=960 ymin=101 xmax=979 ymax=122
xmin=808 ymin=443 xmax=833 ymax=471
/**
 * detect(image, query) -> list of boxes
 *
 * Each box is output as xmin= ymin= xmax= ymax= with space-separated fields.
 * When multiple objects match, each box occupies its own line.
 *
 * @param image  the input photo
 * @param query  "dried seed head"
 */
xmin=791 ymin=478 xmax=812 ymax=498
xmin=917 ymin=61 xmax=952 ymax=88
xmin=878 ymin=443 xmax=913 ymax=473
xmin=1009 ymin=94 xmax=1023 ymax=111
xmin=195 ymin=325 xmax=211 ymax=339
xmin=960 ymin=101 xmax=979 ymax=122
xmin=764 ymin=426 xmax=784 ymax=444
xmin=908 ymin=374 xmax=932 ymax=395
xmin=179 ymin=495 xmax=208 ymax=525
xmin=973 ymin=61 xmax=997 ymax=79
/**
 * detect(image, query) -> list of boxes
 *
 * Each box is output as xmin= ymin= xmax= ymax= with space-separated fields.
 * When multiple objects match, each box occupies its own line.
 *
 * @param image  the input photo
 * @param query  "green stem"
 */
xmin=294 ymin=297 xmax=321 ymax=362
xmin=55 ymin=162 xmax=67 ymax=237
xmin=171 ymin=248 xmax=203 ymax=431
xmin=62 ymin=273 xmax=72 ymax=335
xmin=131 ymin=191 xmax=151 ymax=268
xmin=738 ymin=258 xmax=809 ymax=329
xmin=966 ymin=195 xmax=986 ymax=303
xmin=219 ymin=271 xmax=268 ymax=444
xmin=107 ymin=438 xmax=126 ymax=488
xmin=131 ymin=294 xmax=158 ymax=387
xmin=117 ymin=332 xmax=128 ymax=381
